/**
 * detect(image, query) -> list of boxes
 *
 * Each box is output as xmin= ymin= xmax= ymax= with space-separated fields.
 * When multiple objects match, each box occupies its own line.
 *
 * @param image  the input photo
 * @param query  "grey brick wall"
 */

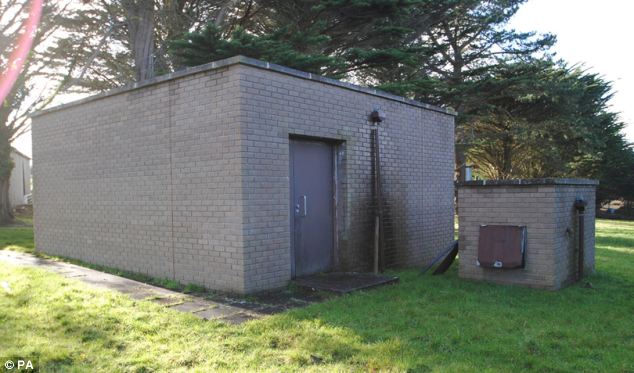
xmin=457 ymin=180 xmax=596 ymax=290
xmin=237 ymin=65 xmax=455 ymax=292
xmin=33 ymin=67 xmax=246 ymax=292
xmin=32 ymin=56 xmax=455 ymax=294
xmin=552 ymin=185 xmax=596 ymax=288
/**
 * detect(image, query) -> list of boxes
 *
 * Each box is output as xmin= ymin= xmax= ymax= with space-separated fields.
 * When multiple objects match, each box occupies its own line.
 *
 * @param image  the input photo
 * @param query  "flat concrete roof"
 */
xmin=458 ymin=178 xmax=599 ymax=187
xmin=31 ymin=55 xmax=456 ymax=118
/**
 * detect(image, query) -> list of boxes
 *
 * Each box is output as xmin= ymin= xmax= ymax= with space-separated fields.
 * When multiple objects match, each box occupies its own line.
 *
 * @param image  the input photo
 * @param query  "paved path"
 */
xmin=0 ymin=250 xmax=261 ymax=324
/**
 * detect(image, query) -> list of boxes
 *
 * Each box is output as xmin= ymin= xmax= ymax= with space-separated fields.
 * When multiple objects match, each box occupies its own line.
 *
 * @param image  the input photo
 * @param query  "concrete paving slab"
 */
xmin=1 ymin=250 xmax=338 ymax=322
xmin=151 ymin=296 xmax=185 ymax=306
xmin=170 ymin=301 xmax=212 ymax=313
xmin=127 ymin=290 xmax=160 ymax=300
xmin=294 ymin=272 xmax=399 ymax=293
xmin=0 ymin=251 xmax=260 ymax=324
xmin=220 ymin=312 xmax=258 ymax=325
xmin=193 ymin=305 xmax=242 ymax=320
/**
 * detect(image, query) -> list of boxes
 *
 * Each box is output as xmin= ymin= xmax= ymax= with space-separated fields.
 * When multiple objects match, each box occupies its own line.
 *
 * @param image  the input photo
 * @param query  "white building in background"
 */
xmin=9 ymin=148 xmax=31 ymax=207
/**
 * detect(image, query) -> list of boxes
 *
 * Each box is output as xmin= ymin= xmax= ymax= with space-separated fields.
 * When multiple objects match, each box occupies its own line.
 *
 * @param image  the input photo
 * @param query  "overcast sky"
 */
xmin=13 ymin=0 xmax=634 ymax=157
xmin=509 ymin=0 xmax=634 ymax=142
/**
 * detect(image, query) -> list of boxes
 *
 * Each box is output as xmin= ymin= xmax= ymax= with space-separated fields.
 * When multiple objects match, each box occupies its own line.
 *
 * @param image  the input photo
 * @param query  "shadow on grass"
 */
xmin=271 ymin=256 xmax=633 ymax=371
xmin=595 ymin=235 xmax=634 ymax=252
xmin=261 ymin=220 xmax=634 ymax=371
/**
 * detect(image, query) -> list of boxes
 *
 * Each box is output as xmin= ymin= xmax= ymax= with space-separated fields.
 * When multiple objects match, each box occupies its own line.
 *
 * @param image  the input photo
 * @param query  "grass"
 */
xmin=1 ymin=220 xmax=633 ymax=372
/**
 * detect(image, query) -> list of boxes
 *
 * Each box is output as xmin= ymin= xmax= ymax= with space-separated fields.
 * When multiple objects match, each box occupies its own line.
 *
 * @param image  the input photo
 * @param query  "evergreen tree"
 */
xmin=168 ymin=0 xmax=633 ymax=201
xmin=171 ymin=0 xmax=454 ymax=77
xmin=171 ymin=24 xmax=345 ymax=75
xmin=0 ymin=0 xmax=82 ymax=222
xmin=459 ymin=61 xmax=619 ymax=178
xmin=32 ymin=0 xmax=634 ymax=205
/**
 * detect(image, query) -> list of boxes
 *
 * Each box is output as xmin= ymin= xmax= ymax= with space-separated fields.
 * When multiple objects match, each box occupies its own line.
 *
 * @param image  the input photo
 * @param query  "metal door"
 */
xmin=290 ymin=138 xmax=334 ymax=277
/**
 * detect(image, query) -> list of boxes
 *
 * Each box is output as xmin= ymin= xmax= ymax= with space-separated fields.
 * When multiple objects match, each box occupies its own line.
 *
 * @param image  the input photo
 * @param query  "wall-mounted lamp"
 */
xmin=369 ymin=109 xmax=385 ymax=124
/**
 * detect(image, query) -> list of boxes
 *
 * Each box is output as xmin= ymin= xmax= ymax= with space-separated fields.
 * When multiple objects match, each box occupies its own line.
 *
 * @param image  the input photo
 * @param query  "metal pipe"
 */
xmin=574 ymin=197 xmax=588 ymax=281
xmin=374 ymin=128 xmax=385 ymax=272
xmin=372 ymin=127 xmax=384 ymax=273
xmin=369 ymin=109 xmax=385 ymax=272
xmin=374 ymin=216 xmax=380 ymax=274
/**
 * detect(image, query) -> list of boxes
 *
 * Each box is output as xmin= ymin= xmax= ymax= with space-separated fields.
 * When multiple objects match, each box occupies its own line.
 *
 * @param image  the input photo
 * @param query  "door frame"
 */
xmin=289 ymin=135 xmax=341 ymax=278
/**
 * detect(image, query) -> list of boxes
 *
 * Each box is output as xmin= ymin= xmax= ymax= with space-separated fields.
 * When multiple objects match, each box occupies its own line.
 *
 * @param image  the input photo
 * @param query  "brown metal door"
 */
xmin=290 ymin=138 xmax=334 ymax=277
xmin=477 ymin=225 xmax=527 ymax=269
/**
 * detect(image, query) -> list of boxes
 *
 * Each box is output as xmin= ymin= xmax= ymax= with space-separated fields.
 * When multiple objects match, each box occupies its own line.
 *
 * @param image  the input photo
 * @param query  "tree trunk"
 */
xmin=215 ymin=0 xmax=240 ymax=29
xmin=0 ymin=175 xmax=12 ymax=224
xmin=0 ymin=126 xmax=14 ymax=224
xmin=124 ymin=0 xmax=155 ymax=81
xmin=500 ymin=135 xmax=513 ymax=179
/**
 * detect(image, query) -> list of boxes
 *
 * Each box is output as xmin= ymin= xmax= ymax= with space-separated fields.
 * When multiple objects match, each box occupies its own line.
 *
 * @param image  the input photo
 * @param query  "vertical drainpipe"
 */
xmin=369 ymin=109 xmax=385 ymax=273
xmin=573 ymin=197 xmax=588 ymax=281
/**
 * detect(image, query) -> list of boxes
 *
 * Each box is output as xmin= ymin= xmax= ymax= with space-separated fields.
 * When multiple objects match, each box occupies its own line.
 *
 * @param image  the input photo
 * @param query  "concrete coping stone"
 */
xmin=458 ymin=178 xmax=599 ymax=187
xmin=31 ymin=55 xmax=456 ymax=118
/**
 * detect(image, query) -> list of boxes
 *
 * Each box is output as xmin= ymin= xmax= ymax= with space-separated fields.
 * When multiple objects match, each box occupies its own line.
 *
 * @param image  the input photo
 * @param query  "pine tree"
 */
xmin=0 ymin=0 xmax=82 ymax=222
xmin=171 ymin=0 xmax=453 ymax=77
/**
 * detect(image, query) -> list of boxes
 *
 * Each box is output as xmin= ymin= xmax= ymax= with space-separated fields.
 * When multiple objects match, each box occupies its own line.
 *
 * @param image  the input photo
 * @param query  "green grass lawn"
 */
xmin=1 ymin=220 xmax=633 ymax=372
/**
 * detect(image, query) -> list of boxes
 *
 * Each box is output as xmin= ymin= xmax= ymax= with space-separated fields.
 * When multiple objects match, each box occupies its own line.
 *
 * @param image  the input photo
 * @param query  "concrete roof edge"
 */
xmin=10 ymin=147 xmax=31 ymax=160
xmin=458 ymin=178 xmax=600 ymax=187
xmin=31 ymin=55 xmax=456 ymax=118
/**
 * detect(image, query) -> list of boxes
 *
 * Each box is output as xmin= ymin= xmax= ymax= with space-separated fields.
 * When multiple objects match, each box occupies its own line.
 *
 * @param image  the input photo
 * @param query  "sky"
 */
xmin=12 ymin=0 xmax=634 ymax=157
xmin=509 ymin=0 xmax=634 ymax=142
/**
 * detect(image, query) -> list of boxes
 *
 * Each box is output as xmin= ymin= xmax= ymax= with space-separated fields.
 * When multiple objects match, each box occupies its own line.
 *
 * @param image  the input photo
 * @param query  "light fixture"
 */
xmin=369 ymin=109 xmax=385 ymax=124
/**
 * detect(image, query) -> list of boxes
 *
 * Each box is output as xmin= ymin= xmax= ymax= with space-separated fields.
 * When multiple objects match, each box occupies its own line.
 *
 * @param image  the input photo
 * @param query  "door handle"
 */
xmin=302 ymin=195 xmax=307 ymax=217
xmin=295 ymin=195 xmax=307 ymax=217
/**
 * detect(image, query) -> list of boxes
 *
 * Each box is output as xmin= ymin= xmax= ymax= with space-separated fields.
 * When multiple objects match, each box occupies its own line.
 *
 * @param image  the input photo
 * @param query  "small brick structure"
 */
xmin=457 ymin=179 xmax=598 ymax=290
xmin=31 ymin=56 xmax=456 ymax=294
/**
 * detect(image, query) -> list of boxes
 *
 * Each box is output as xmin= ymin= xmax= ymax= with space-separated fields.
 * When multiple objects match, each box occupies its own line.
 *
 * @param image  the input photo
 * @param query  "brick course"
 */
xmin=32 ymin=56 xmax=455 ymax=293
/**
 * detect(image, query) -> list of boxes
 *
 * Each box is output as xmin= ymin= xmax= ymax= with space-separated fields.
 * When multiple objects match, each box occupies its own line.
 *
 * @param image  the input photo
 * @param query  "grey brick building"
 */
xmin=32 ymin=56 xmax=456 ymax=294
xmin=457 ymin=179 xmax=597 ymax=290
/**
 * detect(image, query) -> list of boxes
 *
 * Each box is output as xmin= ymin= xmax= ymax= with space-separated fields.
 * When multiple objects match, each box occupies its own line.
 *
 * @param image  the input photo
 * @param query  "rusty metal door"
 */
xmin=290 ymin=138 xmax=334 ymax=277
xmin=477 ymin=225 xmax=527 ymax=269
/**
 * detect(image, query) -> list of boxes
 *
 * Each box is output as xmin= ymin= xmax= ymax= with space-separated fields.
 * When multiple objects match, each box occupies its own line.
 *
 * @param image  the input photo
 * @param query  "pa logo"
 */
xmin=4 ymin=360 xmax=34 ymax=370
